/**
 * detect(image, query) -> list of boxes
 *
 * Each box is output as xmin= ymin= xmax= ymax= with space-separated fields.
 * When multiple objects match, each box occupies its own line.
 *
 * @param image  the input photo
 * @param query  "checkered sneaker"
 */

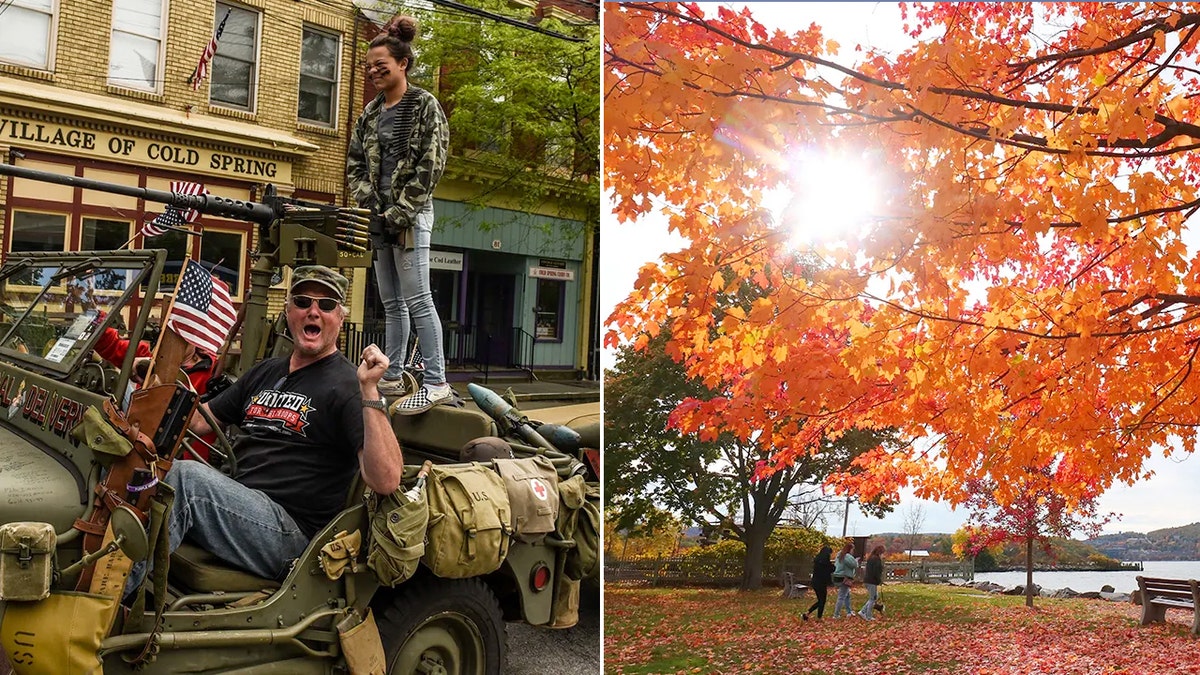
xmin=394 ymin=383 xmax=454 ymax=416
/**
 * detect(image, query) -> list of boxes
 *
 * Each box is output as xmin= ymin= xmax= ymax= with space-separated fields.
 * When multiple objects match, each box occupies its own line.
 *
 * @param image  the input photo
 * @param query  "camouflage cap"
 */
xmin=290 ymin=265 xmax=348 ymax=301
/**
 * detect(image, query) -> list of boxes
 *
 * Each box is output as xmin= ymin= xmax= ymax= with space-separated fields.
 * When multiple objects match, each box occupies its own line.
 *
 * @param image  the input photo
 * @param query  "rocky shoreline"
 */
xmin=948 ymin=578 xmax=1134 ymax=603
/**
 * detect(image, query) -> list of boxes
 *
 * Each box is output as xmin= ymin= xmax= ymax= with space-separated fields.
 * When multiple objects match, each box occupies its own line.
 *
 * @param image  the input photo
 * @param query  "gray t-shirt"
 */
xmin=375 ymin=89 xmax=419 ymax=211
xmin=377 ymin=102 xmax=400 ymax=209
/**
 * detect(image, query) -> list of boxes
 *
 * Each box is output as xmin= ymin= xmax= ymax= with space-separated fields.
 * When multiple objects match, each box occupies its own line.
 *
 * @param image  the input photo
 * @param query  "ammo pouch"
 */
xmin=423 ymin=463 xmax=511 ymax=579
xmin=555 ymin=475 xmax=601 ymax=581
xmin=320 ymin=530 xmax=363 ymax=581
xmin=0 ymin=523 xmax=55 ymax=602
xmin=70 ymin=405 xmax=133 ymax=467
xmin=366 ymin=488 xmax=429 ymax=586
xmin=1 ymin=590 xmax=115 ymax=675
xmin=493 ymin=456 xmax=559 ymax=543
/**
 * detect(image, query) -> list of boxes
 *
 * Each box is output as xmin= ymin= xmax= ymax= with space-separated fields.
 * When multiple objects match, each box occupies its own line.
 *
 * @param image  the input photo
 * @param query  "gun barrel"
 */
xmin=0 ymin=162 xmax=278 ymax=226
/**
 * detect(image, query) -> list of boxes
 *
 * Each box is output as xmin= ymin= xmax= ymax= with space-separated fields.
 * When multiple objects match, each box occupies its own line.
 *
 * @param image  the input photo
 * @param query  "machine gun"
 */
xmin=0 ymin=162 xmax=374 ymax=377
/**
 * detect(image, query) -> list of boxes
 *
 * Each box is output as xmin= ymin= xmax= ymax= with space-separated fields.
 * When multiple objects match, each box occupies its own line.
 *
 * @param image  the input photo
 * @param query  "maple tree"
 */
xmin=605 ymin=2 xmax=1200 ymax=510
xmin=958 ymin=458 xmax=1112 ymax=607
xmin=605 ymin=330 xmax=899 ymax=589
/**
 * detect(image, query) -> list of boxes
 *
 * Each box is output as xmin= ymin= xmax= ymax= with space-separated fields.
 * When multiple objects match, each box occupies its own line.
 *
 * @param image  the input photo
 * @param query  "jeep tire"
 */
xmin=375 ymin=576 xmax=507 ymax=675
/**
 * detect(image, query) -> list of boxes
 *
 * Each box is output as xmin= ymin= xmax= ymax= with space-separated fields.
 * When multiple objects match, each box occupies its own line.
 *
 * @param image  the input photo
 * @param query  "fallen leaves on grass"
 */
xmin=604 ymin=584 xmax=1196 ymax=674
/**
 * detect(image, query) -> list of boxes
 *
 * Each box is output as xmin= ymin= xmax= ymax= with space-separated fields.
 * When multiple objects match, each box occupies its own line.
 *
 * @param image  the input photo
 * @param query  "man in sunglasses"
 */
xmin=128 ymin=265 xmax=403 ymax=589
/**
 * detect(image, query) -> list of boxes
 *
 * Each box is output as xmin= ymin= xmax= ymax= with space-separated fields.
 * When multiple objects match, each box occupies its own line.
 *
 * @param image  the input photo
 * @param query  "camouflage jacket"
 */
xmin=347 ymin=86 xmax=448 ymax=231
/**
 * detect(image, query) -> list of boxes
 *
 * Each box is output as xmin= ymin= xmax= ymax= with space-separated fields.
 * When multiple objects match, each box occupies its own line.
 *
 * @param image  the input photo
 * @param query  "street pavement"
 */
xmin=505 ymin=583 xmax=601 ymax=674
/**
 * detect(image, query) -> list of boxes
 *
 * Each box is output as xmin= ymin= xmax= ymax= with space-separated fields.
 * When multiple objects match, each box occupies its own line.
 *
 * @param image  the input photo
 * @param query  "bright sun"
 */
xmin=763 ymin=149 xmax=879 ymax=247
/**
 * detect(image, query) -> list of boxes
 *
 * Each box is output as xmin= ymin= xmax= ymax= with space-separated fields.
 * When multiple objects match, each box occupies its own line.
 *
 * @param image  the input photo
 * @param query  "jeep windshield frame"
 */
xmin=0 ymin=250 xmax=166 ymax=380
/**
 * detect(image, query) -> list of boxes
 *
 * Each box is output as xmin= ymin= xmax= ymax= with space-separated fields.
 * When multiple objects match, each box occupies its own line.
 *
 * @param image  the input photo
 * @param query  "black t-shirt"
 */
xmin=208 ymin=351 xmax=364 ymax=538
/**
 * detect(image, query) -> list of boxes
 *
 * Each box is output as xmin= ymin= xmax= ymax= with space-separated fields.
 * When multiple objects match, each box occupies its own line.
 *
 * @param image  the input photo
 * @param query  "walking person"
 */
xmin=831 ymin=541 xmax=859 ymax=618
xmin=347 ymin=16 xmax=452 ymax=415
xmin=802 ymin=545 xmax=835 ymax=621
xmin=858 ymin=545 xmax=885 ymax=620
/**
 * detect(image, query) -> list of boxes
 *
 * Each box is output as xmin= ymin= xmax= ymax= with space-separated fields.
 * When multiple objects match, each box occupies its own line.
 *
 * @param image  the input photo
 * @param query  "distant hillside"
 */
xmin=1088 ymin=522 xmax=1200 ymax=561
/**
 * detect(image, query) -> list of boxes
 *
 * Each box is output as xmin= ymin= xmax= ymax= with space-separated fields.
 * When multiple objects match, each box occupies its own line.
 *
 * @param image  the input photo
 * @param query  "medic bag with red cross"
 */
xmin=493 ymin=456 xmax=559 ymax=544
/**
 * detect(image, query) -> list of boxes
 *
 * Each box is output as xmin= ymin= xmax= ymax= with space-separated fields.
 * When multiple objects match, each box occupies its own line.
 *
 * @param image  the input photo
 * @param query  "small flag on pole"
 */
xmin=142 ymin=181 xmax=206 ymax=238
xmin=168 ymin=260 xmax=237 ymax=355
xmin=191 ymin=8 xmax=232 ymax=91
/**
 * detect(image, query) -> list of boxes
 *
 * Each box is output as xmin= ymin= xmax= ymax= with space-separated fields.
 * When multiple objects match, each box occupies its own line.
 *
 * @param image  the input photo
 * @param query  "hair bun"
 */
xmin=389 ymin=16 xmax=418 ymax=42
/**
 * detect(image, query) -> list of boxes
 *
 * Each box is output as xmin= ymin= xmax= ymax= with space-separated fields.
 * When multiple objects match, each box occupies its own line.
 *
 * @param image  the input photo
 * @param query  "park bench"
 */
xmin=1136 ymin=576 xmax=1200 ymax=636
xmin=781 ymin=571 xmax=808 ymax=599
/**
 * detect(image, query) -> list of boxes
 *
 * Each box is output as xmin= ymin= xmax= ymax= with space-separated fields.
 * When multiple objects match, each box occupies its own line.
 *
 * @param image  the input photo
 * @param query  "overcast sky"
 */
xmin=601 ymin=2 xmax=1200 ymax=538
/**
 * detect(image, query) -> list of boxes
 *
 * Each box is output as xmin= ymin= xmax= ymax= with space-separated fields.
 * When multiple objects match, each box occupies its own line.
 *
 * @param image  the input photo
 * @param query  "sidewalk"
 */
xmin=449 ymin=377 xmax=600 ymax=405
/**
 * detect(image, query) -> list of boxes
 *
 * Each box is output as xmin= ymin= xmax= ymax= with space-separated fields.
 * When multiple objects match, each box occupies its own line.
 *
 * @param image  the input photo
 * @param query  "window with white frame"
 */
xmin=108 ymin=0 xmax=164 ymax=91
xmin=0 ymin=0 xmax=56 ymax=70
xmin=298 ymin=26 xmax=339 ymax=125
xmin=210 ymin=2 xmax=259 ymax=111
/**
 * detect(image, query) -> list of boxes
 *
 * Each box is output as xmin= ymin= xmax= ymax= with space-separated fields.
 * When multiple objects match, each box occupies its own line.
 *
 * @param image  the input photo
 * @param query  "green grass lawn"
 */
xmin=604 ymin=583 xmax=1196 ymax=674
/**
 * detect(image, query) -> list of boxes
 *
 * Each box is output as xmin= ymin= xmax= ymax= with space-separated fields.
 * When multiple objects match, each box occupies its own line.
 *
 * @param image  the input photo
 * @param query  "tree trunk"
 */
xmin=1024 ymin=537 xmax=1035 ymax=608
xmin=741 ymin=527 xmax=769 ymax=591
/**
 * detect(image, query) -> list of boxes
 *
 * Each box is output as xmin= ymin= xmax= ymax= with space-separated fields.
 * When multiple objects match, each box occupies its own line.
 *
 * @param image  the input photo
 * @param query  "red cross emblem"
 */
xmin=530 ymin=478 xmax=548 ymax=501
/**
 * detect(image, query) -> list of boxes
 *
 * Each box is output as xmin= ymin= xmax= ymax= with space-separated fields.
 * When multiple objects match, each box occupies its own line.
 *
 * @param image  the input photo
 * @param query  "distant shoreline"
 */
xmin=982 ymin=562 xmax=1143 ymax=573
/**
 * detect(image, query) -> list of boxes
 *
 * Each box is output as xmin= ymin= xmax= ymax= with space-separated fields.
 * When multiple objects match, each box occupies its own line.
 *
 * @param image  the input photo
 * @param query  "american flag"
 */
xmin=191 ymin=8 xmax=232 ymax=91
xmin=167 ymin=260 xmax=236 ymax=355
xmin=142 ymin=181 xmax=206 ymax=238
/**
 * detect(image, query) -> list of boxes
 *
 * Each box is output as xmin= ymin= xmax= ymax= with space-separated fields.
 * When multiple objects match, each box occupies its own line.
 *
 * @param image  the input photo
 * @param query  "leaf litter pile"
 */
xmin=604 ymin=584 xmax=1196 ymax=674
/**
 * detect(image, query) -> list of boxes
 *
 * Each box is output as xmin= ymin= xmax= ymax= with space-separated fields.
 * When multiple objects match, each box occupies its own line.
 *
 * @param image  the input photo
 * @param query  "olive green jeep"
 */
xmin=0 ymin=165 xmax=599 ymax=675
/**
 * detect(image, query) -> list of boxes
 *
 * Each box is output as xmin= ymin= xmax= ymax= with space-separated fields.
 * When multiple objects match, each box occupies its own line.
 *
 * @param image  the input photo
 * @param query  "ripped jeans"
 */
xmin=373 ymin=203 xmax=446 ymax=386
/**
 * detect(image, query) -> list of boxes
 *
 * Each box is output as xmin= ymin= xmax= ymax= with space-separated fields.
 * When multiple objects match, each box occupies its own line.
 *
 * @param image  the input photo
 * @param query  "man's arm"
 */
xmin=357 ymin=343 xmax=403 ymax=494
xmin=189 ymin=401 xmax=216 ymax=436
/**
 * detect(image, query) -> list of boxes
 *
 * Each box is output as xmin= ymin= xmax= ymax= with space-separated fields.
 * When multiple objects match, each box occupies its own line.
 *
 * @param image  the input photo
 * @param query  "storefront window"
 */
xmin=210 ymin=2 xmax=259 ymax=111
xmin=0 ymin=0 xmax=54 ymax=70
xmin=109 ymin=0 xmax=164 ymax=91
xmin=534 ymin=278 xmax=563 ymax=341
xmin=82 ymin=218 xmax=132 ymax=251
xmin=11 ymin=211 xmax=66 ymax=253
xmin=148 ymin=229 xmax=190 ymax=290
xmin=199 ymin=230 xmax=244 ymax=296
xmin=299 ymin=26 xmax=339 ymax=125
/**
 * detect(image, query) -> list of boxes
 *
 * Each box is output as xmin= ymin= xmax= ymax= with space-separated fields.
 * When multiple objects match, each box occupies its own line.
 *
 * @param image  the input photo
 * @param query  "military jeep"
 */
xmin=0 ymin=165 xmax=599 ymax=675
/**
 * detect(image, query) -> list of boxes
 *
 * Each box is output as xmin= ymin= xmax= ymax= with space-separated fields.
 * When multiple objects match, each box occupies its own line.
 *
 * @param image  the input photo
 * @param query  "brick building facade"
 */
xmin=0 ymin=0 xmax=361 ymax=322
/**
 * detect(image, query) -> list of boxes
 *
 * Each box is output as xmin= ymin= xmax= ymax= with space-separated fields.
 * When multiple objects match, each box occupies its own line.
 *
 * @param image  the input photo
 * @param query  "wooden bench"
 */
xmin=781 ymin=571 xmax=809 ymax=599
xmin=1137 ymin=576 xmax=1200 ymax=636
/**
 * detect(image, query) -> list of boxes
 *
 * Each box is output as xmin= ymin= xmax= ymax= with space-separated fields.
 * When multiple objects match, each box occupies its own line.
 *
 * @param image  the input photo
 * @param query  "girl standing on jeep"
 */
xmin=347 ymin=16 xmax=451 ymax=415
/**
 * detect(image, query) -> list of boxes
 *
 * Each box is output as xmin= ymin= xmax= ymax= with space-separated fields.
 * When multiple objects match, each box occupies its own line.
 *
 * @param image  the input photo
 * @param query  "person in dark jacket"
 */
xmin=802 ymin=545 xmax=835 ymax=620
xmin=858 ymin=545 xmax=886 ymax=620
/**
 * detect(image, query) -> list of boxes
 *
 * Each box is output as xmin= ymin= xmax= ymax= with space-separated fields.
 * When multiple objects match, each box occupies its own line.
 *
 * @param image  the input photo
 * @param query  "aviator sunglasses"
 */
xmin=290 ymin=295 xmax=340 ymax=312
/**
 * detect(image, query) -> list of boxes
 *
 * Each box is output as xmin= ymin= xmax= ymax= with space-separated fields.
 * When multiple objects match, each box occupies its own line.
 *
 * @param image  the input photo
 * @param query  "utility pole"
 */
xmin=841 ymin=495 xmax=851 ymax=538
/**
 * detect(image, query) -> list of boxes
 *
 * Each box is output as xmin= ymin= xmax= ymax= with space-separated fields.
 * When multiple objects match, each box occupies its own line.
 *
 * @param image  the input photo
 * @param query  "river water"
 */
xmin=973 ymin=560 xmax=1200 ymax=594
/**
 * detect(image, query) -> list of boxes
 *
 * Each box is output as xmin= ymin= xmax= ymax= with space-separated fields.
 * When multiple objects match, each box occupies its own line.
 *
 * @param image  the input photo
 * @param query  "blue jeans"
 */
xmin=860 ymin=583 xmax=879 ymax=619
xmin=833 ymin=580 xmax=853 ymax=617
xmin=373 ymin=203 xmax=446 ymax=386
xmin=126 ymin=461 xmax=309 ymax=592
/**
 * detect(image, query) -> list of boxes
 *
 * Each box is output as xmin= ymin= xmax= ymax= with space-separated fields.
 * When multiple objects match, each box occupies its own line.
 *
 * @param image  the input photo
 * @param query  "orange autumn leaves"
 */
xmin=605 ymin=586 xmax=1198 ymax=674
xmin=605 ymin=2 xmax=1200 ymax=508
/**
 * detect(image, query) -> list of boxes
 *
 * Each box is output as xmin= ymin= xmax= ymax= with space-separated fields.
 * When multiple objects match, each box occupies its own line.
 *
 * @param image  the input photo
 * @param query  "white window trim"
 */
xmin=107 ymin=0 xmax=168 ymax=93
xmin=297 ymin=24 xmax=341 ymax=127
xmin=209 ymin=1 xmax=262 ymax=114
xmin=0 ymin=0 xmax=60 ymax=71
